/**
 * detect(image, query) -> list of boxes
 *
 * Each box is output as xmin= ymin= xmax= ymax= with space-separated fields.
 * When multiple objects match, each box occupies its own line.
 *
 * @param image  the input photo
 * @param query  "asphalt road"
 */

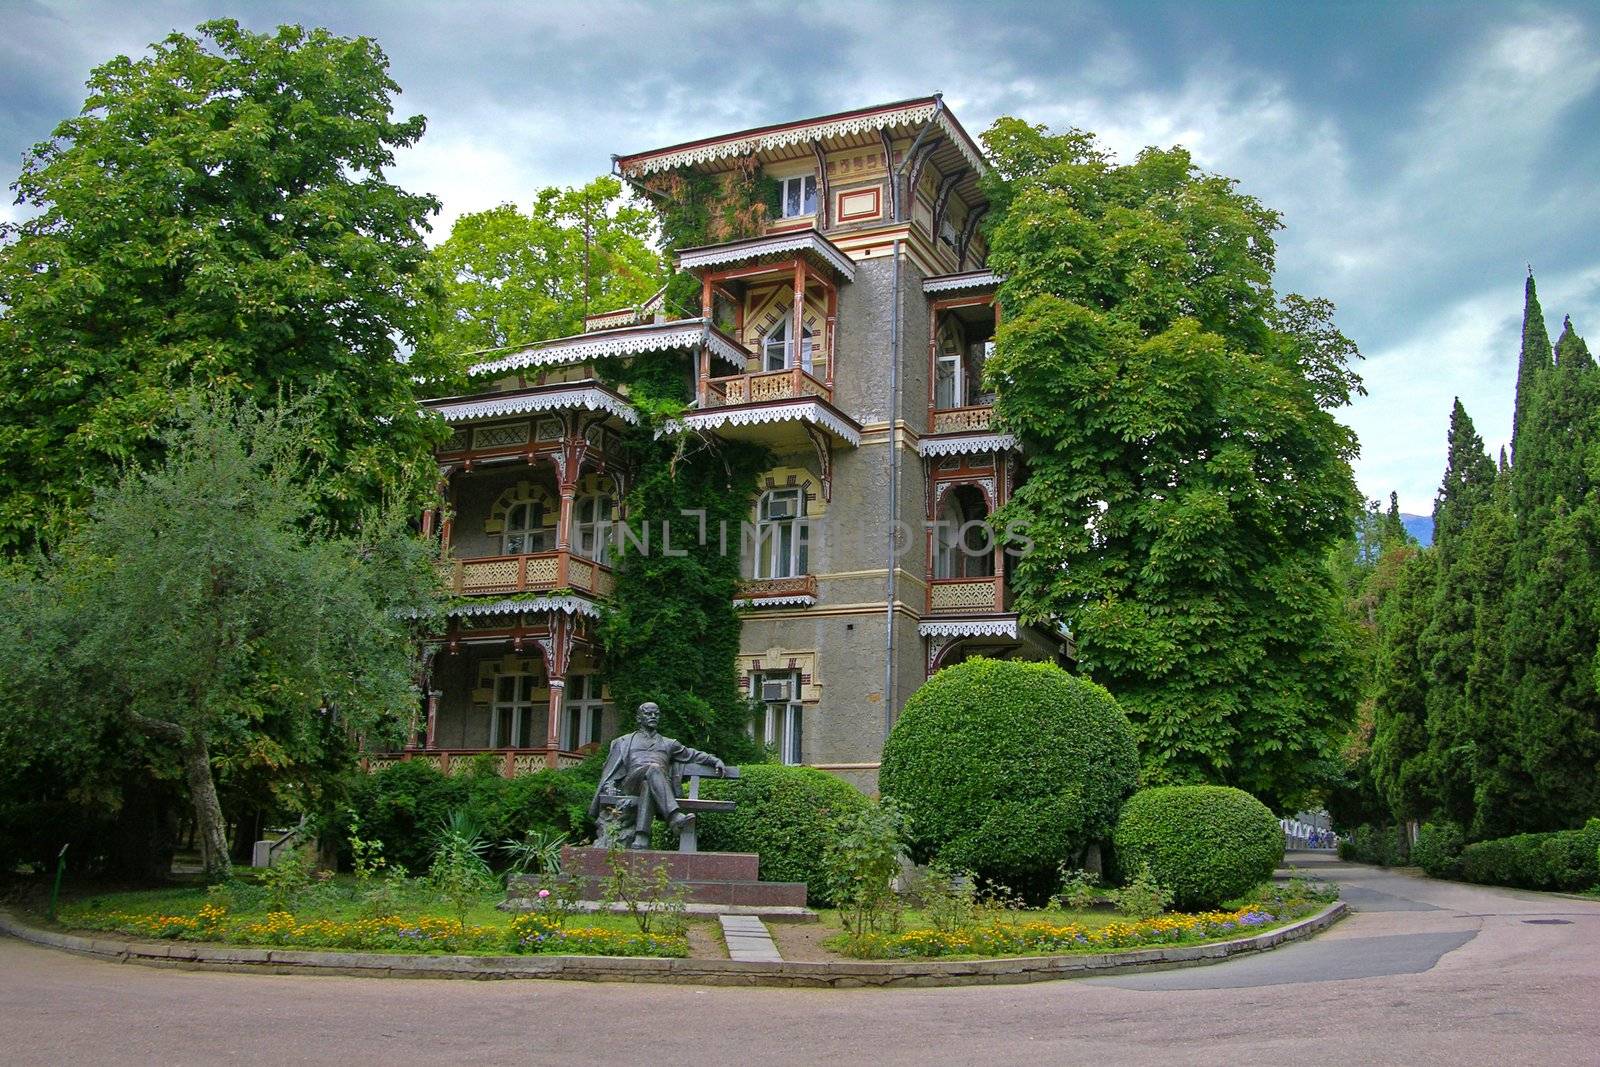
xmin=4 ymin=853 xmax=1598 ymax=1066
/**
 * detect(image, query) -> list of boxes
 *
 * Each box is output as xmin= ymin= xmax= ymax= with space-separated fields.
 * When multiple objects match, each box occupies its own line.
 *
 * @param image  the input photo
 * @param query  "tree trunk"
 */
xmin=181 ymin=733 xmax=231 ymax=881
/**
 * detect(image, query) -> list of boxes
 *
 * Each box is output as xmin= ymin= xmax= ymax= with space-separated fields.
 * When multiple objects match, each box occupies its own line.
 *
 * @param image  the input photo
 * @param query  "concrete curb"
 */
xmin=0 ymin=902 xmax=1347 ymax=988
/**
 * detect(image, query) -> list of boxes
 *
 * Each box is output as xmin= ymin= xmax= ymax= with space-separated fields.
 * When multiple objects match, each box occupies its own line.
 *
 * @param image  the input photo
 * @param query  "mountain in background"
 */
xmin=1401 ymin=513 xmax=1433 ymax=546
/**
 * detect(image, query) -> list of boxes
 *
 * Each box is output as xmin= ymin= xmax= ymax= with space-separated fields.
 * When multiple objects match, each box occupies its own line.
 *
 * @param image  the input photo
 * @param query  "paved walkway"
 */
xmin=3 ymin=853 xmax=1598 ymax=1065
xmin=718 ymin=914 xmax=782 ymax=961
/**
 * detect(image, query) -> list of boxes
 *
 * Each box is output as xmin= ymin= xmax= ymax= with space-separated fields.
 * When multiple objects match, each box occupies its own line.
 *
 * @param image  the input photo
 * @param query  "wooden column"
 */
xmin=545 ymin=678 xmax=566 ymax=766
xmin=424 ymin=689 xmax=441 ymax=750
xmin=438 ymin=474 xmax=455 ymax=552
xmin=825 ymin=280 xmax=838 ymax=391
xmin=791 ymin=258 xmax=806 ymax=394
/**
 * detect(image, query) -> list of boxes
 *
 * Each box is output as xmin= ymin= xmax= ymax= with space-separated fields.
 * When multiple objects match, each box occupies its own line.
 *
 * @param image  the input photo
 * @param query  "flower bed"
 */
xmin=65 ymin=904 xmax=688 ymax=958
xmin=842 ymin=905 xmax=1284 ymax=960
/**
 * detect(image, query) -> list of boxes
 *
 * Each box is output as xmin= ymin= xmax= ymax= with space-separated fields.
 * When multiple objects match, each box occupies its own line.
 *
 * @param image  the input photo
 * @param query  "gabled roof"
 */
xmin=614 ymin=96 xmax=987 ymax=181
xmin=923 ymin=269 xmax=1004 ymax=295
xmin=465 ymin=318 xmax=747 ymax=378
xmin=425 ymin=383 xmax=638 ymax=426
xmin=677 ymin=230 xmax=856 ymax=282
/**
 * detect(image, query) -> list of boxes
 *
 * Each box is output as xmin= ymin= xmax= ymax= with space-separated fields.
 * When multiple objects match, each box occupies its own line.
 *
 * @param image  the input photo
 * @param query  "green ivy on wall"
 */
xmin=641 ymin=157 xmax=780 ymax=320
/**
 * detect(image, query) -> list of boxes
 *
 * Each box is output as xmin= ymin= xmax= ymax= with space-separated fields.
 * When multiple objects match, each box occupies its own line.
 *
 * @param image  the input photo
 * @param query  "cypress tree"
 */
xmin=1510 ymin=272 xmax=1552 ymax=464
xmin=1369 ymin=550 xmax=1438 ymax=822
xmin=1417 ymin=401 xmax=1499 ymax=825
xmin=1491 ymin=315 xmax=1600 ymax=833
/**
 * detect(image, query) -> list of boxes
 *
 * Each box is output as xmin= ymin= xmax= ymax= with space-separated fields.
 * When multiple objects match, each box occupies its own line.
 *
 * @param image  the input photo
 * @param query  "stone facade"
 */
xmin=394 ymin=98 xmax=1066 ymax=792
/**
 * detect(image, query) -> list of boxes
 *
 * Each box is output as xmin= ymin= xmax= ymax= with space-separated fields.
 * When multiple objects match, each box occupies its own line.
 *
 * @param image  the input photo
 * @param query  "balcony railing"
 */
xmin=929 ymin=404 xmax=994 ymax=434
xmin=437 ymin=550 xmax=615 ymax=598
xmin=737 ymin=574 xmax=818 ymax=605
xmin=364 ymin=747 xmax=591 ymax=776
xmin=702 ymin=367 xmax=831 ymax=407
xmin=927 ymin=575 xmax=1006 ymax=614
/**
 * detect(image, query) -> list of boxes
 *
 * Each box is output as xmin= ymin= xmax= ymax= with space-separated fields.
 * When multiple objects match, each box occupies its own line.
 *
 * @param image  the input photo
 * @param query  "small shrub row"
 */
xmin=1411 ymin=822 xmax=1466 ymax=879
xmin=843 ymin=905 xmax=1283 ymax=960
xmin=66 ymin=905 xmax=688 ymax=957
xmin=1457 ymin=820 xmax=1600 ymax=892
xmin=1337 ymin=824 xmax=1410 ymax=866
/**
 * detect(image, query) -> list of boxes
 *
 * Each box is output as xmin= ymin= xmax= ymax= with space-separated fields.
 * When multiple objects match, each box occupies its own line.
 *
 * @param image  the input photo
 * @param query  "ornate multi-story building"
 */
xmin=373 ymin=97 xmax=1067 ymax=792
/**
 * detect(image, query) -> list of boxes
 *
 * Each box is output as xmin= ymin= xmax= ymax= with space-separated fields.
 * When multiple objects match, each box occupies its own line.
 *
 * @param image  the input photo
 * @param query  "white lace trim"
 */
xmin=429 ymin=386 xmax=639 ymax=425
xmin=918 ymin=433 xmax=1018 ymax=457
xmin=734 ymin=595 xmax=818 ymax=609
xmin=672 ymin=401 xmax=862 ymax=446
xmin=447 ymin=596 xmax=602 ymax=620
xmin=620 ymin=103 xmax=986 ymax=180
xmin=466 ymin=319 xmax=745 ymax=377
xmin=922 ymin=270 xmax=1004 ymax=294
xmin=678 ymin=231 xmax=857 ymax=282
xmin=918 ymin=619 xmax=1018 ymax=639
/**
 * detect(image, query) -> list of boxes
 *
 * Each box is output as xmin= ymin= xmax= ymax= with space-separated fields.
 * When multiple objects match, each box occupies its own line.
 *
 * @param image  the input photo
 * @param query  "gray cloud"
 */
xmin=3 ymin=0 xmax=1598 ymax=511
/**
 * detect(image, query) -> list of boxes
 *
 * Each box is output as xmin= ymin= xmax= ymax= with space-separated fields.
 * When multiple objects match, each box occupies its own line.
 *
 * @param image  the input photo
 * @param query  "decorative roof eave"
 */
xmin=918 ymin=618 xmax=1020 ymax=640
xmin=426 ymin=384 xmax=639 ymax=426
xmin=465 ymin=318 xmax=745 ymax=378
xmin=446 ymin=596 xmax=602 ymax=620
xmin=617 ymin=98 xmax=987 ymax=182
xmin=668 ymin=400 xmax=863 ymax=447
xmin=734 ymin=595 xmax=818 ymax=609
xmin=677 ymin=230 xmax=857 ymax=283
xmin=923 ymin=270 xmax=1005 ymax=295
xmin=918 ymin=433 xmax=1018 ymax=458
xmin=583 ymin=284 xmax=668 ymax=333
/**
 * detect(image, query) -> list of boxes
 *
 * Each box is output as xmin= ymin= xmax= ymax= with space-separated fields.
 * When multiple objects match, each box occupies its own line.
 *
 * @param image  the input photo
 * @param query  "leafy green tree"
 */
xmin=0 ymin=19 xmax=447 ymax=552
xmin=1368 ymin=549 xmax=1438 ymax=821
xmin=1510 ymin=273 xmax=1553 ymax=465
xmin=980 ymin=118 xmax=1364 ymax=807
xmin=423 ymin=177 xmax=663 ymax=357
xmin=0 ymin=396 xmax=440 ymax=878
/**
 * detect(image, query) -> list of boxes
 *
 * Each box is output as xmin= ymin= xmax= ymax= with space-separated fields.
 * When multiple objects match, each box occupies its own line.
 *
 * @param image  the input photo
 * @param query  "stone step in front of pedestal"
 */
xmin=563 ymin=876 xmax=808 ymax=908
xmin=556 ymin=846 xmax=763 ymax=883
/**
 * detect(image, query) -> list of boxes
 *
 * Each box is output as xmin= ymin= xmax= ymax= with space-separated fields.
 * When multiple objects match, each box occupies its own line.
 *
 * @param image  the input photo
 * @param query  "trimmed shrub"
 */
xmin=693 ymin=764 xmax=872 ymax=906
xmin=1113 ymin=785 xmax=1284 ymax=911
xmin=1411 ymin=822 xmax=1466 ymax=879
xmin=1458 ymin=819 xmax=1600 ymax=892
xmin=879 ymin=658 xmax=1139 ymax=895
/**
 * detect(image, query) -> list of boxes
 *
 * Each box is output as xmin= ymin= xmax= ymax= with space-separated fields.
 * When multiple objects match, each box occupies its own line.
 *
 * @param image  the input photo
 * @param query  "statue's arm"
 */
xmin=670 ymin=739 xmax=726 ymax=773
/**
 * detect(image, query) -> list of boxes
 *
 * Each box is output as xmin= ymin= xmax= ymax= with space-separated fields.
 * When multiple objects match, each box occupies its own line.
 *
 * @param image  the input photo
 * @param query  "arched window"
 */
xmin=762 ymin=317 xmax=814 ymax=374
xmin=575 ymin=491 xmax=614 ymax=564
xmin=756 ymin=488 xmax=808 ymax=579
xmin=503 ymin=499 xmax=550 ymax=555
xmin=935 ymin=486 xmax=995 ymax=579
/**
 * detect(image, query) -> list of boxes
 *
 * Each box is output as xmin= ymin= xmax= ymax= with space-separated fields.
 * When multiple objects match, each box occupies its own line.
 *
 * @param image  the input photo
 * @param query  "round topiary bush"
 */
xmin=693 ymin=763 xmax=872 ymax=906
xmin=879 ymin=657 xmax=1139 ymax=894
xmin=1112 ymin=785 xmax=1284 ymax=910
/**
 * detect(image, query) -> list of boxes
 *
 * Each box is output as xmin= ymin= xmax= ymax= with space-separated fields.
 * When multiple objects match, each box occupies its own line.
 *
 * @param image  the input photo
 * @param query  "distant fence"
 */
xmin=1282 ymin=818 xmax=1338 ymax=851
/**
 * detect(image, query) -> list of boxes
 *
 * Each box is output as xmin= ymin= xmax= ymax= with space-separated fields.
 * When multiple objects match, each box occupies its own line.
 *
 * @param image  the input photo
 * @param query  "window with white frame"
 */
xmin=502 ymin=499 xmax=551 ymax=555
xmin=935 ymin=486 xmax=995 ymax=580
xmin=575 ymin=491 xmax=613 ymax=564
xmin=755 ymin=487 xmax=808 ymax=579
xmin=761 ymin=316 xmax=814 ymax=373
xmin=751 ymin=672 xmax=803 ymax=765
xmin=779 ymin=174 xmax=818 ymax=218
xmin=490 ymin=671 xmax=547 ymax=748
xmin=562 ymin=673 xmax=606 ymax=750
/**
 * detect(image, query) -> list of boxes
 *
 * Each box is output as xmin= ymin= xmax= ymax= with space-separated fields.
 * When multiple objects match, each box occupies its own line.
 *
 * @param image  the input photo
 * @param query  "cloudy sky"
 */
xmin=4 ymin=1 xmax=1598 ymax=513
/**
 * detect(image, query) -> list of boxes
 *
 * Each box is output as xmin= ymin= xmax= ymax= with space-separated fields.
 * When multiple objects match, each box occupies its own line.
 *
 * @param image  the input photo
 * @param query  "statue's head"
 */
xmin=637 ymin=702 xmax=661 ymax=730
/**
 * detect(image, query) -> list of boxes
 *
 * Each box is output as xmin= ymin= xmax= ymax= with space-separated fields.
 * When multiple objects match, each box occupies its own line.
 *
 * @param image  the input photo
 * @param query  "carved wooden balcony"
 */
xmin=929 ymin=404 xmax=995 ymax=435
xmin=363 ymin=747 xmax=592 ymax=776
xmin=736 ymin=574 xmax=819 ymax=607
xmin=436 ymin=550 xmax=615 ymax=599
xmin=927 ymin=575 xmax=1007 ymax=614
xmin=703 ymin=367 xmax=831 ymax=407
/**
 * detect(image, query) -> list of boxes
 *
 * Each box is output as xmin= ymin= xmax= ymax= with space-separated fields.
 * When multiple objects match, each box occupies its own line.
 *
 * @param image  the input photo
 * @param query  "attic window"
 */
xmin=781 ymin=174 xmax=818 ymax=218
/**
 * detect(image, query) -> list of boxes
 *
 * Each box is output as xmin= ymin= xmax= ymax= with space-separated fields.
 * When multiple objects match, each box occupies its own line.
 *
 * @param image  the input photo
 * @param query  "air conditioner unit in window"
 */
xmin=761 ymin=680 xmax=790 ymax=703
xmin=766 ymin=497 xmax=796 ymax=520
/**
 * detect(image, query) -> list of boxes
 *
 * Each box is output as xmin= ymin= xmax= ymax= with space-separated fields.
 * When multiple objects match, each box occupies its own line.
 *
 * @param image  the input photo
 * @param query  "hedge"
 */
xmin=691 ymin=763 xmax=871 ymax=906
xmin=1457 ymin=819 xmax=1600 ymax=892
xmin=342 ymin=756 xmax=599 ymax=872
xmin=879 ymin=658 xmax=1139 ymax=895
xmin=1112 ymin=785 xmax=1284 ymax=911
xmin=1338 ymin=823 xmax=1409 ymax=867
xmin=1411 ymin=822 xmax=1465 ymax=879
